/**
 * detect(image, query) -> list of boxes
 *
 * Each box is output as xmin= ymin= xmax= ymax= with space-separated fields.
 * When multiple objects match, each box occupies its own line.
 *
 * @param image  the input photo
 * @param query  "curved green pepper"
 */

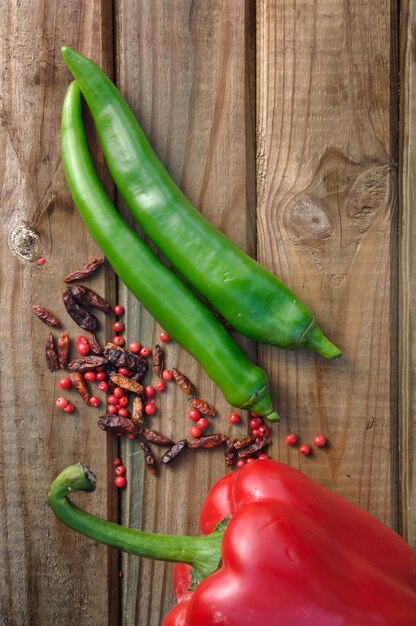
xmin=61 ymin=81 xmax=278 ymax=421
xmin=61 ymin=47 xmax=341 ymax=360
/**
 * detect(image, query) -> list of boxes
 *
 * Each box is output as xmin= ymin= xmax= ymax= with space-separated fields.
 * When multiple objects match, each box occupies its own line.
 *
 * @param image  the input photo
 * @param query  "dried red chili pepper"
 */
xmin=98 ymin=414 xmax=141 ymax=437
xmin=131 ymin=396 xmax=145 ymax=424
xmin=45 ymin=332 xmax=59 ymax=371
xmin=110 ymin=373 xmax=143 ymax=395
xmin=237 ymin=438 xmax=271 ymax=458
xmin=141 ymin=428 xmax=174 ymax=447
xmin=87 ymin=333 xmax=104 ymax=355
xmin=187 ymin=434 xmax=226 ymax=449
xmin=103 ymin=343 xmax=148 ymax=380
xmin=152 ymin=344 xmax=164 ymax=378
xmin=233 ymin=435 xmax=256 ymax=450
xmin=66 ymin=284 xmax=113 ymax=314
xmin=137 ymin=440 xmax=157 ymax=475
xmin=68 ymin=355 xmax=108 ymax=372
xmin=172 ymin=368 xmax=194 ymax=395
xmin=189 ymin=398 xmax=217 ymax=417
xmin=63 ymin=290 xmax=98 ymax=331
xmin=69 ymin=372 xmax=91 ymax=404
xmin=64 ymin=257 xmax=105 ymax=282
xmin=57 ymin=332 xmax=71 ymax=369
xmin=225 ymin=438 xmax=237 ymax=466
xmin=33 ymin=305 xmax=61 ymax=328
xmin=160 ymin=440 xmax=188 ymax=464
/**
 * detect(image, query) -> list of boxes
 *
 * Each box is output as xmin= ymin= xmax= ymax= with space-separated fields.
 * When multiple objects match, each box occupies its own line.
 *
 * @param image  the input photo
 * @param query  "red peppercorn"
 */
xmin=115 ymin=465 xmax=126 ymax=476
xmin=249 ymin=417 xmax=263 ymax=430
xmin=139 ymin=346 xmax=151 ymax=357
xmin=112 ymin=335 xmax=125 ymax=346
xmin=112 ymin=320 xmax=125 ymax=333
xmin=162 ymin=369 xmax=173 ymax=381
xmin=145 ymin=385 xmax=156 ymax=398
xmin=77 ymin=342 xmax=90 ymax=356
xmin=108 ymin=394 xmax=117 ymax=405
xmin=113 ymin=304 xmax=125 ymax=316
xmin=118 ymin=396 xmax=129 ymax=407
xmin=58 ymin=377 xmax=72 ymax=390
xmin=129 ymin=342 xmax=141 ymax=353
xmin=113 ymin=457 xmax=121 ymax=466
xmin=196 ymin=417 xmax=209 ymax=431
xmin=98 ymin=381 xmax=109 ymax=392
xmin=285 ymin=433 xmax=298 ymax=446
xmin=227 ymin=412 xmax=240 ymax=425
xmin=108 ymin=405 xmax=118 ymax=415
xmin=145 ymin=402 xmax=157 ymax=415
xmin=250 ymin=412 xmax=259 ymax=418
xmin=159 ymin=330 xmax=171 ymax=343
xmin=117 ymin=367 xmax=130 ymax=376
xmin=114 ymin=475 xmax=127 ymax=488
xmin=84 ymin=371 xmax=96 ymax=382
xmin=127 ymin=433 xmax=137 ymax=439
xmin=155 ymin=380 xmax=166 ymax=392
xmin=313 ymin=434 xmax=327 ymax=448
xmin=63 ymin=403 xmax=75 ymax=414
xmin=258 ymin=425 xmax=270 ymax=438
xmin=113 ymin=387 xmax=125 ymax=399
xmin=257 ymin=453 xmax=269 ymax=460
xmin=76 ymin=335 xmax=88 ymax=344
xmin=96 ymin=371 xmax=107 ymax=381
xmin=89 ymin=396 xmax=101 ymax=407
xmin=251 ymin=429 xmax=260 ymax=438
xmin=190 ymin=426 xmax=202 ymax=438
xmin=56 ymin=397 xmax=69 ymax=409
xmin=299 ymin=444 xmax=311 ymax=456
xmin=37 ymin=257 xmax=47 ymax=265
xmin=188 ymin=409 xmax=201 ymax=422
xmin=246 ymin=457 xmax=256 ymax=464
xmin=118 ymin=408 xmax=130 ymax=418
xmin=237 ymin=459 xmax=246 ymax=469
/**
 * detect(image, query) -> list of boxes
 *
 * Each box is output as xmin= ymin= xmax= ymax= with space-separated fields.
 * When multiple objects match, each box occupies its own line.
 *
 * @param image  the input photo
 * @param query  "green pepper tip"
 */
xmin=303 ymin=326 xmax=342 ymax=360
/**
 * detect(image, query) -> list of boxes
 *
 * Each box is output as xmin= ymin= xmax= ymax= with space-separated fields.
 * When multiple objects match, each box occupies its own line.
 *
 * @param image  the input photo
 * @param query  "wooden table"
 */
xmin=1 ymin=2 xmax=413 ymax=624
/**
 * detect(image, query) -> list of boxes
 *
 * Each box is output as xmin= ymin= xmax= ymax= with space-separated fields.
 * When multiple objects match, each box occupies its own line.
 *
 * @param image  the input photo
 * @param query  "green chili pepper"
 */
xmin=61 ymin=47 xmax=341 ymax=360
xmin=61 ymin=81 xmax=278 ymax=421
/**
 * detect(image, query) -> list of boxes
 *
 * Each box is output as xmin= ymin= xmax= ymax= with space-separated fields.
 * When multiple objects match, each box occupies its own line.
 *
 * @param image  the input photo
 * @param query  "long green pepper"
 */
xmin=61 ymin=81 xmax=278 ymax=421
xmin=61 ymin=47 xmax=341 ymax=360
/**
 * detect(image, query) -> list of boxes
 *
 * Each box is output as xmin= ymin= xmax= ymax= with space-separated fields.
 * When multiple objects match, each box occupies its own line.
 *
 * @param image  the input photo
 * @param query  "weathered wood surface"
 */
xmin=0 ymin=1 xmax=411 ymax=625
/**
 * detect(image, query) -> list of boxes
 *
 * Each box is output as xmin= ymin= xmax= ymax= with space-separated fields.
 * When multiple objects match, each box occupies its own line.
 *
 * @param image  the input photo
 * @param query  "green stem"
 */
xmin=303 ymin=325 xmax=342 ymax=359
xmin=48 ymin=464 xmax=223 ymax=580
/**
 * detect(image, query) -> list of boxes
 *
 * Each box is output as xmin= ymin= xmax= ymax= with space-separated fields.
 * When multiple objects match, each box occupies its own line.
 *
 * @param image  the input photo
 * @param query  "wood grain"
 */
xmin=0 ymin=2 xmax=117 ymax=624
xmin=257 ymin=0 xmax=398 ymax=525
xmin=114 ymin=1 xmax=255 ymax=623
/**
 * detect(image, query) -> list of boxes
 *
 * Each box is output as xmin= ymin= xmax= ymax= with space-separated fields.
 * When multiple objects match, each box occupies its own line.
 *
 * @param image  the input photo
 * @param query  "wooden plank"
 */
xmin=400 ymin=0 xmax=416 ymax=548
xmin=0 ymin=2 xmax=118 ymax=624
xmin=114 ymin=1 xmax=255 ymax=623
xmin=256 ymin=0 xmax=398 ymax=525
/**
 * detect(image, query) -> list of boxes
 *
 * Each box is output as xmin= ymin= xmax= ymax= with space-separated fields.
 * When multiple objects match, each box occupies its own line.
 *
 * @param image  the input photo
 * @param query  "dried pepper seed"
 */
xmin=225 ymin=438 xmax=237 ymax=466
xmin=160 ymin=439 xmax=188 ymax=464
xmin=45 ymin=332 xmax=60 ymax=371
xmin=98 ymin=414 xmax=140 ymax=437
xmin=63 ymin=290 xmax=98 ymax=331
xmin=172 ymin=368 xmax=194 ymax=395
xmin=313 ymin=434 xmax=327 ymax=447
xmin=237 ymin=438 xmax=271 ymax=459
xmin=189 ymin=397 xmax=217 ymax=417
xmin=110 ymin=373 xmax=144 ymax=395
xmin=68 ymin=355 xmax=108 ymax=372
xmin=285 ymin=433 xmax=298 ymax=446
xmin=70 ymin=372 xmax=91 ymax=404
xmin=113 ymin=304 xmax=124 ymax=316
xmin=141 ymin=428 xmax=174 ymax=446
xmin=187 ymin=434 xmax=227 ymax=449
xmin=33 ymin=305 xmax=61 ymax=328
xmin=57 ymin=332 xmax=71 ymax=369
xmin=299 ymin=443 xmax=311 ymax=456
xmin=234 ymin=435 xmax=256 ymax=450
xmin=87 ymin=333 xmax=104 ymax=355
xmin=66 ymin=284 xmax=113 ymax=314
xmin=137 ymin=440 xmax=157 ymax=475
xmin=152 ymin=344 xmax=164 ymax=378
xmin=131 ymin=396 xmax=145 ymax=424
xmin=64 ymin=257 xmax=105 ymax=282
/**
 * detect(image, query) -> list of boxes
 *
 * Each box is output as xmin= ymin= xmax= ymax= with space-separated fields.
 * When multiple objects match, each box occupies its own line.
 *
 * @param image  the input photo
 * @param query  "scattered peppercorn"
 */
xmin=59 ymin=377 xmax=72 ymax=390
xmin=285 ymin=433 xmax=298 ymax=446
xmin=299 ymin=444 xmax=311 ymax=456
xmin=227 ymin=412 xmax=240 ymax=425
xmin=159 ymin=331 xmax=171 ymax=343
xmin=113 ymin=304 xmax=124 ymax=316
xmin=129 ymin=341 xmax=141 ymax=353
xmin=313 ymin=434 xmax=327 ymax=447
xmin=162 ymin=369 xmax=173 ymax=381
xmin=114 ymin=475 xmax=127 ymax=488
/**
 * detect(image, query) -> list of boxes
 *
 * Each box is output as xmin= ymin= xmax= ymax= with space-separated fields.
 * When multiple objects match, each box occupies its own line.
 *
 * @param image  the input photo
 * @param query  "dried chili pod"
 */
xmin=87 ymin=333 xmax=104 ymax=355
xmin=225 ymin=438 xmax=237 ymax=466
xmin=138 ymin=440 xmax=157 ymax=475
xmin=233 ymin=434 xmax=256 ymax=450
xmin=160 ymin=439 xmax=188 ymax=464
xmin=57 ymin=332 xmax=71 ymax=369
xmin=104 ymin=343 xmax=148 ymax=380
xmin=70 ymin=372 xmax=91 ymax=404
xmin=98 ymin=414 xmax=140 ymax=437
xmin=66 ymin=284 xmax=113 ymax=314
xmin=237 ymin=438 xmax=271 ymax=458
xmin=189 ymin=397 xmax=217 ymax=417
xmin=172 ymin=368 xmax=194 ymax=395
xmin=131 ymin=396 xmax=145 ymax=424
xmin=110 ymin=373 xmax=143 ymax=395
xmin=63 ymin=290 xmax=98 ymax=331
xmin=33 ymin=305 xmax=61 ymax=328
xmin=64 ymin=257 xmax=105 ymax=282
xmin=68 ymin=355 xmax=108 ymax=372
xmin=187 ymin=434 xmax=226 ymax=449
xmin=152 ymin=344 xmax=164 ymax=378
xmin=142 ymin=428 xmax=174 ymax=446
xmin=45 ymin=332 xmax=59 ymax=371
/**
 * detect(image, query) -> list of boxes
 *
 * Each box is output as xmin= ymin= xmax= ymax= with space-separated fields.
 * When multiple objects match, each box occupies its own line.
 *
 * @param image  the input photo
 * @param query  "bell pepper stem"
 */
xmin=48 ymin=464 xmax=224 ymax=580
xmin=302 ymin=324 xmax=342 ymax=359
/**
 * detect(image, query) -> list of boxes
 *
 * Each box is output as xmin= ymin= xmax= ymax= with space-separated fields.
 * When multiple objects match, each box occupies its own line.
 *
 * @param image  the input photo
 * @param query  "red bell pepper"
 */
xmin=48 ymin=460 xmax=416 ymax=625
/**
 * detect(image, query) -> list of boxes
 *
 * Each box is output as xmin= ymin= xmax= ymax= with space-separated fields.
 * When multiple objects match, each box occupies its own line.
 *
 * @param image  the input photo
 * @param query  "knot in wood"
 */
xmin=287 ymin=197 xmax=333 ymax=240
xmin=8 ymin=221 xmax=41 ymax=262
